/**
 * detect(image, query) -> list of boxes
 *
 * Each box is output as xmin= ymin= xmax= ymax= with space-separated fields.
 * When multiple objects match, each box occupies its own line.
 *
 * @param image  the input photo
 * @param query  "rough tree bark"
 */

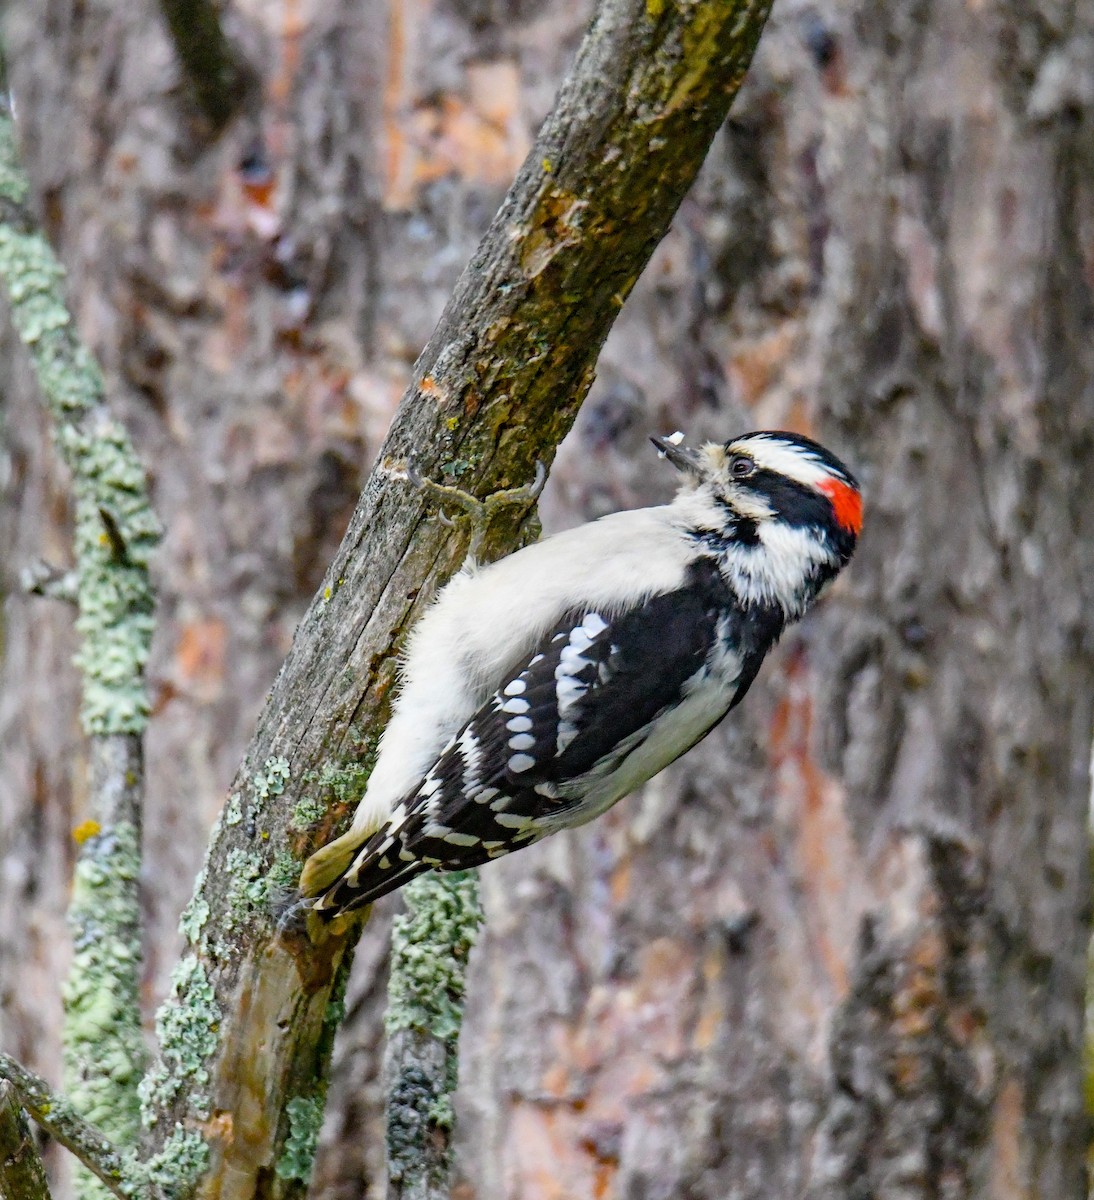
xmin=3 ymin=0 xmax=775 ymax=1196
xmin=1 ymin=1 xmax=1092 ymax=1199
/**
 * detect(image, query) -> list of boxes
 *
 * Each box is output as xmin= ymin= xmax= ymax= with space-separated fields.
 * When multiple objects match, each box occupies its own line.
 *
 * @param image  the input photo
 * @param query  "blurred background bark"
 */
xmin=1 ymin=0 xmax=1092 ymax=1198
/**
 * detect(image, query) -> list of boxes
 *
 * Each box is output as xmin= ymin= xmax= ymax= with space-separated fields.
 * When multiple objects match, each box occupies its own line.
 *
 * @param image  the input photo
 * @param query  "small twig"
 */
xmin=0 ymin=1081 xmax=52 ymax=1200
xmin=0 ymin=1057 xmax=131 ymax=1200
xmin=97 ymin=507 xmax=130 ymax=564
xmin=20 ymin=560 xmax=79 ymax=604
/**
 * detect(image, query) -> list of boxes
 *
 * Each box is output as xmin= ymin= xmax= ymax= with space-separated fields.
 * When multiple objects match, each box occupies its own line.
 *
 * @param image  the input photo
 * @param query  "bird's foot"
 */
xmin=406 ymin=461 xmax=547 ymax=564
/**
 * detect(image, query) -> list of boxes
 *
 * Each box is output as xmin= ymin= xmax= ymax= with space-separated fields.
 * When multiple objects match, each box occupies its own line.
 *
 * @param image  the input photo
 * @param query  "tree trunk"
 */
xmin=1 ymin=0 xmax=1092 ymax=1198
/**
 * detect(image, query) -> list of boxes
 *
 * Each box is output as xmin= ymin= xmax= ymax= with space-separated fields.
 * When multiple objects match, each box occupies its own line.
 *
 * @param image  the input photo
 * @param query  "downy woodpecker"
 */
xmin=300 ymin=431 xmax=862 ymax=917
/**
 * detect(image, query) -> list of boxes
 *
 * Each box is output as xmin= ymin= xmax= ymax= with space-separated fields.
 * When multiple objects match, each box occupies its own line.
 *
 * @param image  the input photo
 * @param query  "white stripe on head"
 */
xmin=728 ymin=433 xmax=843 ymax=491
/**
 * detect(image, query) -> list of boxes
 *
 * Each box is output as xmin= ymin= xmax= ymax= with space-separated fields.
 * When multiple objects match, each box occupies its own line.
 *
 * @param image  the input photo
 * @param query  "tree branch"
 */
xmin=138 ymin=1 xmax=776 ymax=1195
xmin=0 ymin=1081 xmax=52 ymax=1200
xmin=384 ymin=874 xmax=483 ymax=1200
xmin=0 ymin=1058 xmax=129 ymax=1200
xmin=0 ymin=95 xmax=156 ymax=1197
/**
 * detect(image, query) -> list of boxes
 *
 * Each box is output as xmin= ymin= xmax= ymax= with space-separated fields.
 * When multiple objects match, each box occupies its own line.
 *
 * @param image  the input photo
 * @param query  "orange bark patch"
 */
xmin=383 ymin=29 xmax=530 ymax=211
xmin=609 ymin=858 xmax=631 ymax=905
xmin=176 ymin=617 xmax=228 ymax=700
xmin=691 ymin=944 xmax=725 ymax=1051
xmin=990 ymin=1078 xmax=1027 ymax=1199
xmin=419 ymin=375 xmax=445 ymax=401
xmin=767 ymin=648 xmax=864 ymax=1000
xmin=727 ymin=325 xmax=796 ymax=407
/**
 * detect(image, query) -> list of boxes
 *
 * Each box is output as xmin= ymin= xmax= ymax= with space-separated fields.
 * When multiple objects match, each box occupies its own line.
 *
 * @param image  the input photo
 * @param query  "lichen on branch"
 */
xmin=385 ymin=872 xmax=483 ymax=1198
xmin=0 ymin=94 xmax=157 ymax=1200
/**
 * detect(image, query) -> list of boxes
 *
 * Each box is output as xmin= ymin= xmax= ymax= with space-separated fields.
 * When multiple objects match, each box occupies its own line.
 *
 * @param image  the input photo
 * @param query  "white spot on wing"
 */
xmin=504 ymin=678 xmax=527 ymax=696
xmin=494 ymin=813 xmax=537 ymax=830
xmin=501 ymin=697 xmax=530 ymax=714
xmin=508 ymin=733 xmax=535 ymax=751
xmin=568 ymin=628 xmax=592 ymax=652
xmin=557 ymin=719 xmax=579 ymax=754
xmin=458 ymin=726 xmax=483 ymax=794
xmin=508 ymin=753 xmax=536 ymax=773
xmin=555 ymin=676 xmax=585 ymax=711
xmin=558 ymin=646 xmax=587 ymax=673
xmin=582 ymin=612 xmax=608 ymax=637
xmin=442 ymin=831 xmax=480 ymax=847
xmin=506 ymin=715 xmax=533 ymax=732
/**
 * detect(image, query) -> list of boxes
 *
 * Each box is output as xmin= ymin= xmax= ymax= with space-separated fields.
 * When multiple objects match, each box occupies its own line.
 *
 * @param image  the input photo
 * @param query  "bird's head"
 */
xmin=653 ymin=429 xmax=862 ymax=614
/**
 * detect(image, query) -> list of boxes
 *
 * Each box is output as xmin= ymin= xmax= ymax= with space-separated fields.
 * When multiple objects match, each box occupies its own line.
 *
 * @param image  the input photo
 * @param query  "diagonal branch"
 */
xmin=0 ymin=1058 xmax=130 ymax=1200
xmin=138 ymin=1 xmax=776 ymax=1195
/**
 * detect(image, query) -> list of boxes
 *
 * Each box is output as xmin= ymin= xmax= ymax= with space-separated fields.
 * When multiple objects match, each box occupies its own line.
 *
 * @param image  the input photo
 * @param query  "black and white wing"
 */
xmin=315 ymin=560 xmax=776 ymax=914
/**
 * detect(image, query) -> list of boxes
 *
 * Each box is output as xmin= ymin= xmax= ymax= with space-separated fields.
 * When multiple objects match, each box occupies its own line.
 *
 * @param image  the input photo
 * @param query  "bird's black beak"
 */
xmin=650 ymin=435 xmax=703 ymax=475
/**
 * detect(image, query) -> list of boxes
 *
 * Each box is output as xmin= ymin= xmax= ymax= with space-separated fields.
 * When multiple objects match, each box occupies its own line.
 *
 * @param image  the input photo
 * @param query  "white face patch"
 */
xmin=721 ymin=522 xmax=837 ymax=615
xmin=730 ymin=434 xmax=840 ymax=491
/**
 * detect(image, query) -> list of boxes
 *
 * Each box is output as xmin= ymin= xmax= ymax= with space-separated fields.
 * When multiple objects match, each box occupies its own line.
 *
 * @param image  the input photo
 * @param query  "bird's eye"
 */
xmin=730 ymin=455 xmax=755 ymax=479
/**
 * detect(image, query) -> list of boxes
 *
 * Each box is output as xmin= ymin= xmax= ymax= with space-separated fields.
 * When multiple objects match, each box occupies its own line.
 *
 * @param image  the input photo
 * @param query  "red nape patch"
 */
xmin=818 ymin=478 xmax=863 ymax=536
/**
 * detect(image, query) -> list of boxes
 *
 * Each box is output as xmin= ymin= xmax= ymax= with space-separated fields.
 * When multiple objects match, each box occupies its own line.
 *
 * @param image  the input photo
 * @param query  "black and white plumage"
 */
xmin=300 ymin=430 xmax=862 ymax=917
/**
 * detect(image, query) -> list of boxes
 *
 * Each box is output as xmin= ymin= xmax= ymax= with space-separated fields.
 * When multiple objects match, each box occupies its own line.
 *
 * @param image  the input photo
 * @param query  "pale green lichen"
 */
xmin=220 ymin=848 xmax=301 ymax=943
xmin=129 ymin=1125 xmax=210 ymax=1200
xmin=250 ymin=756 xmax=291 ymax=811
xmin=289 ymin=794 xmax=326 ymax=832
xmin=275 ymin=1093 xmax=325 ymax=1183
xmin=138 ymin=956 xmax=220 ymax=1125
xmin=267 ymin=849 xmax=301 ymax=890
xmin=177 ymin=889 xmax=210 ymax=947
xmin=385 ymin=871 xmax=483 ymax=1042
xmin=316 ymin=758 xmax=374 ymax=805
xmin=62 ymin=820 xmax=146 ymax=1200
xmin=0 ymin=124 xmax=158 ymax=735
xmin=224 ymin=848 xmax=269 ymax=932
xmin=385 ymin=874 xmax=482 ymax=1190
xmin=224 ymin=791 xmax=243 ymax=826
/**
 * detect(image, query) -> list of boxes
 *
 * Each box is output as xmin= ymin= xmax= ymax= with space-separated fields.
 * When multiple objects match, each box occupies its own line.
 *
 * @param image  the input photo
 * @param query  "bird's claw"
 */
xmin=405 ymin=459 xmax=547 ymax=564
